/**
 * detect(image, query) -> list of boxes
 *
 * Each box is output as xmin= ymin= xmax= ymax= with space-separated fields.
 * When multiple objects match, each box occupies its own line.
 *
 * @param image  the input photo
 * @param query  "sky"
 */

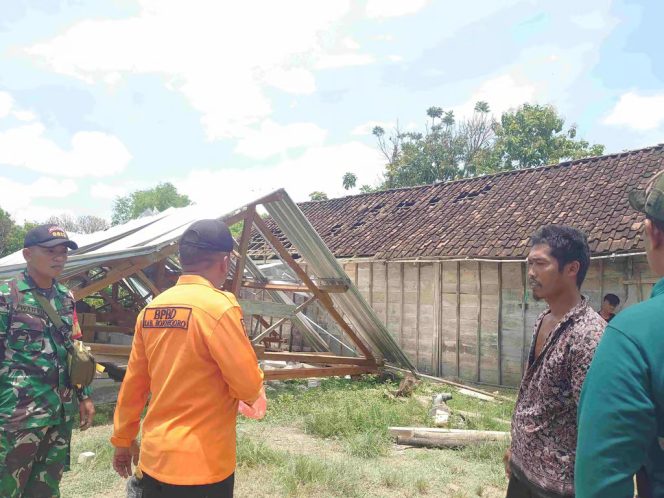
xmin=0 ymin=0 xmax=663 ymax=224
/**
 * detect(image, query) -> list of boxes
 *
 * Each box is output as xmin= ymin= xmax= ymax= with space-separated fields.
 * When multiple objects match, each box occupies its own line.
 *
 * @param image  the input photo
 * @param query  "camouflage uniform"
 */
xmin=0 ymin=270 xmax=91 ymax=498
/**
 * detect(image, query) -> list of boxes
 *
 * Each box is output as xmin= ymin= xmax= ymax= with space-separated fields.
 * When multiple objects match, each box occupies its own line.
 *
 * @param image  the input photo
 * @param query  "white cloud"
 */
xmin=603 ymin=91 xmax=664 ymax=131
xmin=571 ymin=11 xmax=611 ymax=30
xmin=235 ymin=120 xmax=327 ymax=160
xmin=351 ymin=120 xmax=395 ymax=136
xmin=12 ymin=110 xmax=36 ymax=122
xmin=0 ymin=91 xmax=12 ymax=118
xmin=90 ymin=183 xmax=137 ymax=201
xmin=366 ymin=0 xmax=430 ymax=19
xmin=263 ymin=67 xmax=316 ymax=95
xmin=387 ymin=55 xmax=403 ymax=62
xmin=178 ymin=141 xmax=385 ymax=209
xmin=314 ymin=53 xmax=375 ymax=70
xmin=26 ymin=0 xmax=355 ymax=140
xmin=0 ymin=176 xmax=78 ymax=223
xmin=453 ymin=74 xmax=537 ymax=118
xmin=0 ymin=122 xmax=132 ymax=177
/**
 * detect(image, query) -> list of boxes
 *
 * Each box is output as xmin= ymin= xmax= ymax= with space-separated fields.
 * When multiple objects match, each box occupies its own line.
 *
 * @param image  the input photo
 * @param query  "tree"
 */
xmin=76 ymin=215 xmax=110 ymax=234
xmin=112 ymin=182 xmax=191 ymax=225
xmin=492 ymin=104 xmax=604 ymax=169
xmin=369 ymin=102 xmax=604 ymax=189
xmin=309 ymin=191 xmax=328 ymax=201
xmin=0 ymin=208 xmax=15 ymax=257
xmin=0 ymin=209 xmax=39 ymax=257
xmin=45 ymin=214 xmax=77 ymax=232
xmin=342 ymin=172 xmax=357 ymax=190
xmin=46 ymin=214 xmax=110 ymax=234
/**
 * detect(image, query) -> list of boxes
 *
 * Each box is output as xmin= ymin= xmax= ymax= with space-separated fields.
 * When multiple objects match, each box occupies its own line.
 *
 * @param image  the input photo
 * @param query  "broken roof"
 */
xmin=250 ymin=144 xmax=664 ymax=260
xmin=0 ymin=190 xmax=414 ymax=370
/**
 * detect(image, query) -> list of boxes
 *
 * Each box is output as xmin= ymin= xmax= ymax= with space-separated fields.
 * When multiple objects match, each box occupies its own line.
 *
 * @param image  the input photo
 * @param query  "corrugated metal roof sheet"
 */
xmin=0 ymin=190 xmax=414 ymax=370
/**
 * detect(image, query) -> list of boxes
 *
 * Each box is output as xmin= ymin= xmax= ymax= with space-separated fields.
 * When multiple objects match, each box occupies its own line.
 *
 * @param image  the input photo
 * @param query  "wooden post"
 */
xmin=456 ymin=261 xmax=461 ymax=379
xmin=520 ymin=263 xmax=528 ymax=376
xmin=415 ymin=263 xmax=421 ymax=371
xmin=368 ymin=263 xmax=374 ymax=308
xmin=232 ymin=208 xmax=256 ymax=296
xmin=598 ymin=259 xmax=605 ymax=308
xmin=384 ymin=263 xmax=389 ymax=326
xmin=433 ymin=262 xmax=442 ymax=376
xmin=400 ymin=263 xmax=405 ymax=349
xmin=137 ymin=270 xmax=161 ymax=297
xmin=497 ymin=262 xmax=503 ymax=386
xmin=476 ymin=262 xmax=482 ymax=383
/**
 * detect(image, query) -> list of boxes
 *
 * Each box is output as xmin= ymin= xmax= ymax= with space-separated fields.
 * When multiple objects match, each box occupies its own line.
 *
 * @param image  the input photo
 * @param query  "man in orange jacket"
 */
xmin=111 ymin=219 xmax=264 ymax=497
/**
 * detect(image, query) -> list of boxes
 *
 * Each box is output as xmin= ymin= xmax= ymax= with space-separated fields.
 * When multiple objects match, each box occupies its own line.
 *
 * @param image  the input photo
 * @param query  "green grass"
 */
xmin=62 ymin=374 xmax=516 ymax=497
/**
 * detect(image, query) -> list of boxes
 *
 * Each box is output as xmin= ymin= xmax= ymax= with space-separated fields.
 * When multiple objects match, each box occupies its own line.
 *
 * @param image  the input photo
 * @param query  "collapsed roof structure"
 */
xmin=0 ymin=190 xmax=414 ymax=379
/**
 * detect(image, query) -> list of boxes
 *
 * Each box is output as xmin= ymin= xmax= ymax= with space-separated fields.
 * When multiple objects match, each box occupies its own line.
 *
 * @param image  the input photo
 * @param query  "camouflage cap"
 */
xmin=629 ymin=171 xmax=664 ymax=222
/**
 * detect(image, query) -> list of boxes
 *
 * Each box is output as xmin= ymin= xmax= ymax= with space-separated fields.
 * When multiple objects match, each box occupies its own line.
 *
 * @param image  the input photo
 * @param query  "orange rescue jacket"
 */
xmin=111 ymin=274 xmax=263 ymax=485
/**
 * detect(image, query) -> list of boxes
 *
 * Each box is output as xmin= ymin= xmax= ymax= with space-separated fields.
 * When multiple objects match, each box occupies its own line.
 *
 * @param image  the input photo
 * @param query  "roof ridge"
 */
xmin=300 ymin=142 xmax=664 ymax=206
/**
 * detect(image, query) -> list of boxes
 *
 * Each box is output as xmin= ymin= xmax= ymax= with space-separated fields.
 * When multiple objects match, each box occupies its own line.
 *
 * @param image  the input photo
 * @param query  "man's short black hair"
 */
xmin=603 ymin=293 xmax=620 ymax=306
xmin=530 ymin=225 xmax=591 ymax=288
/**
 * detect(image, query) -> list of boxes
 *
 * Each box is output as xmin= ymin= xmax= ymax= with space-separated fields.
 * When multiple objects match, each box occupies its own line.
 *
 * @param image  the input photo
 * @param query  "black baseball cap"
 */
xmin=180 ymin=219 xmax=234 ymax=252
xmin=23 ymin=224 xmax=78 ymax=250
xmin=629 ymin=170 xmax=664 ymax=222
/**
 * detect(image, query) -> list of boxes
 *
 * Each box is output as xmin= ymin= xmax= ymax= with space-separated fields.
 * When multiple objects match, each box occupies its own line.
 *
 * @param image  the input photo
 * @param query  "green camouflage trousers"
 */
xmin=0 ymin=419 xmax=72 ymax=498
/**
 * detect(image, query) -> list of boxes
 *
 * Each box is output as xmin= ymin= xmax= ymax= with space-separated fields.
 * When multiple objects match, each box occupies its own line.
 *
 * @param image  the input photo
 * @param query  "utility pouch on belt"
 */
xmin=34 ymin=294 xmax=97 ymax=388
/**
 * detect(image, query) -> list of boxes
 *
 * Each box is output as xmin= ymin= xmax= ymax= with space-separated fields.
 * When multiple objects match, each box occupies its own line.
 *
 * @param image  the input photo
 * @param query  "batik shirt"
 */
xmin=0 ymin=271 xmax=89 ymax=430
xmin=510 ymin=298 xmax=606 ymax=496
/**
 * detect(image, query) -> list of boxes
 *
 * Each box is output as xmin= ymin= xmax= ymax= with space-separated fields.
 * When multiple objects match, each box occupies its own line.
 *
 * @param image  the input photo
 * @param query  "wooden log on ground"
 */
xmin=457 ymin=388 xmax=495 ymax=402
xmin=388 ymin=427 xmax=510 ymax=448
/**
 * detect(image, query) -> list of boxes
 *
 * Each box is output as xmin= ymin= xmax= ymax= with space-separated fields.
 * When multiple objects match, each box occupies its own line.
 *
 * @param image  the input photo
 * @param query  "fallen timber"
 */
xmin=389 ymin=427 xmax=511 ymax=449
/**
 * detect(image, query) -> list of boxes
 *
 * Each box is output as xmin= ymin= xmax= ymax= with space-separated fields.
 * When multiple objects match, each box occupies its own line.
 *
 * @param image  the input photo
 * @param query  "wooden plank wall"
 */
xmin=339 ymin=255 xmax=656 ymax=386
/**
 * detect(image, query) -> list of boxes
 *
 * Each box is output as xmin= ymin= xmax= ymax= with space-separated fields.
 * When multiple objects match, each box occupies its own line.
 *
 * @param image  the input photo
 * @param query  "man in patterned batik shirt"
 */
xmin=504 ymin=225 xmax=605 ymax=498
xmin=0 ymin=224 xmax=95 ymax=497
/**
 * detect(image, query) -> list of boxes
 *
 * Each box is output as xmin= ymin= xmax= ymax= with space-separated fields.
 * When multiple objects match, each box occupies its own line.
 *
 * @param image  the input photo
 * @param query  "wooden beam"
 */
xmin=456 ymin=261 xmax=461 ymax=378
xmin=520 ymin=263 xmax=528 ymax=376
xmin=476 ymin=262 xmax=482 ymax=383
xmin=232 ymin=208 xmax=256 ymax=295
xmin=598 ymin=259 xmax=605 ymax=308
xmin=88 ymin=343 xmax=132 ymax=357
xmin=415 ymin=263 xmax=421 ymax=371
xmin=241 ymin=280 xmax=348 ymax=293
xmin=253 ymin=215 xmax=374 ymax=359
xmin=87 ymin=324 xmax=134 ymax=334
xmin=137 ymin=270 xmax=161 ymax=296
xmin=389 ymin=427 xmax=510 ymax=448
xmin=400 ymin=262 xmax=404 ymax=349
xmin=257 ymin=351 xmax=377 ymax=366
xmin=72 ymin=244 xmax=178 ymax=300
xmin=263 ymin=365 xmax=375 ymax=380
xmin=497 ymin=262 xmax=503 ymax=386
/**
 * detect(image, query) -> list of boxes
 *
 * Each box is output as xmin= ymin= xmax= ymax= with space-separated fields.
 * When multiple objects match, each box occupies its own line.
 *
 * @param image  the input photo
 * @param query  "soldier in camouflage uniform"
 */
xmin=0 ymin=224 xmax=95 ymax=497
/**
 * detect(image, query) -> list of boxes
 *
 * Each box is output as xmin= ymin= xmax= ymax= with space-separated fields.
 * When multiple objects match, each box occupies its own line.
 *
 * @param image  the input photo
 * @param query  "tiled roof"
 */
xmin=250 ymin=144 xmax=664 ymax=260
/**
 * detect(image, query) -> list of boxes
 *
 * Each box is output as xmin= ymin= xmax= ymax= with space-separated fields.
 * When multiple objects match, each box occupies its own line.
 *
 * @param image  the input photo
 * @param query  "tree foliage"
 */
xmin=112 ymin=182 xmax=191 ymax=225
xmin=492 ymin=103 xmax=604 ymax=169
xmin=342 ymin=172 xmax=357 ymax=190
xmin=358 ymin=102 xmax=604 ymax=190
xmin=0 ymin=208 xmax=39 ymax=258
xmin=309 ymin=191 xmax=328 ymax=201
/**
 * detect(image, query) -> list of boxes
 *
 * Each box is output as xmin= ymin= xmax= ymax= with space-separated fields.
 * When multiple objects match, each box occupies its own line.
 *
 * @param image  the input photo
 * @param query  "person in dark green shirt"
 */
xmin=576 ymin=171 xmax=664 ymax=498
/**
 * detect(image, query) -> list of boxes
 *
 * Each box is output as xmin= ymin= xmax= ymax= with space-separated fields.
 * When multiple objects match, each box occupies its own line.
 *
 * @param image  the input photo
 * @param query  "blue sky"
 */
xmin=0 ymin=0 xmax=663 ymax=224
